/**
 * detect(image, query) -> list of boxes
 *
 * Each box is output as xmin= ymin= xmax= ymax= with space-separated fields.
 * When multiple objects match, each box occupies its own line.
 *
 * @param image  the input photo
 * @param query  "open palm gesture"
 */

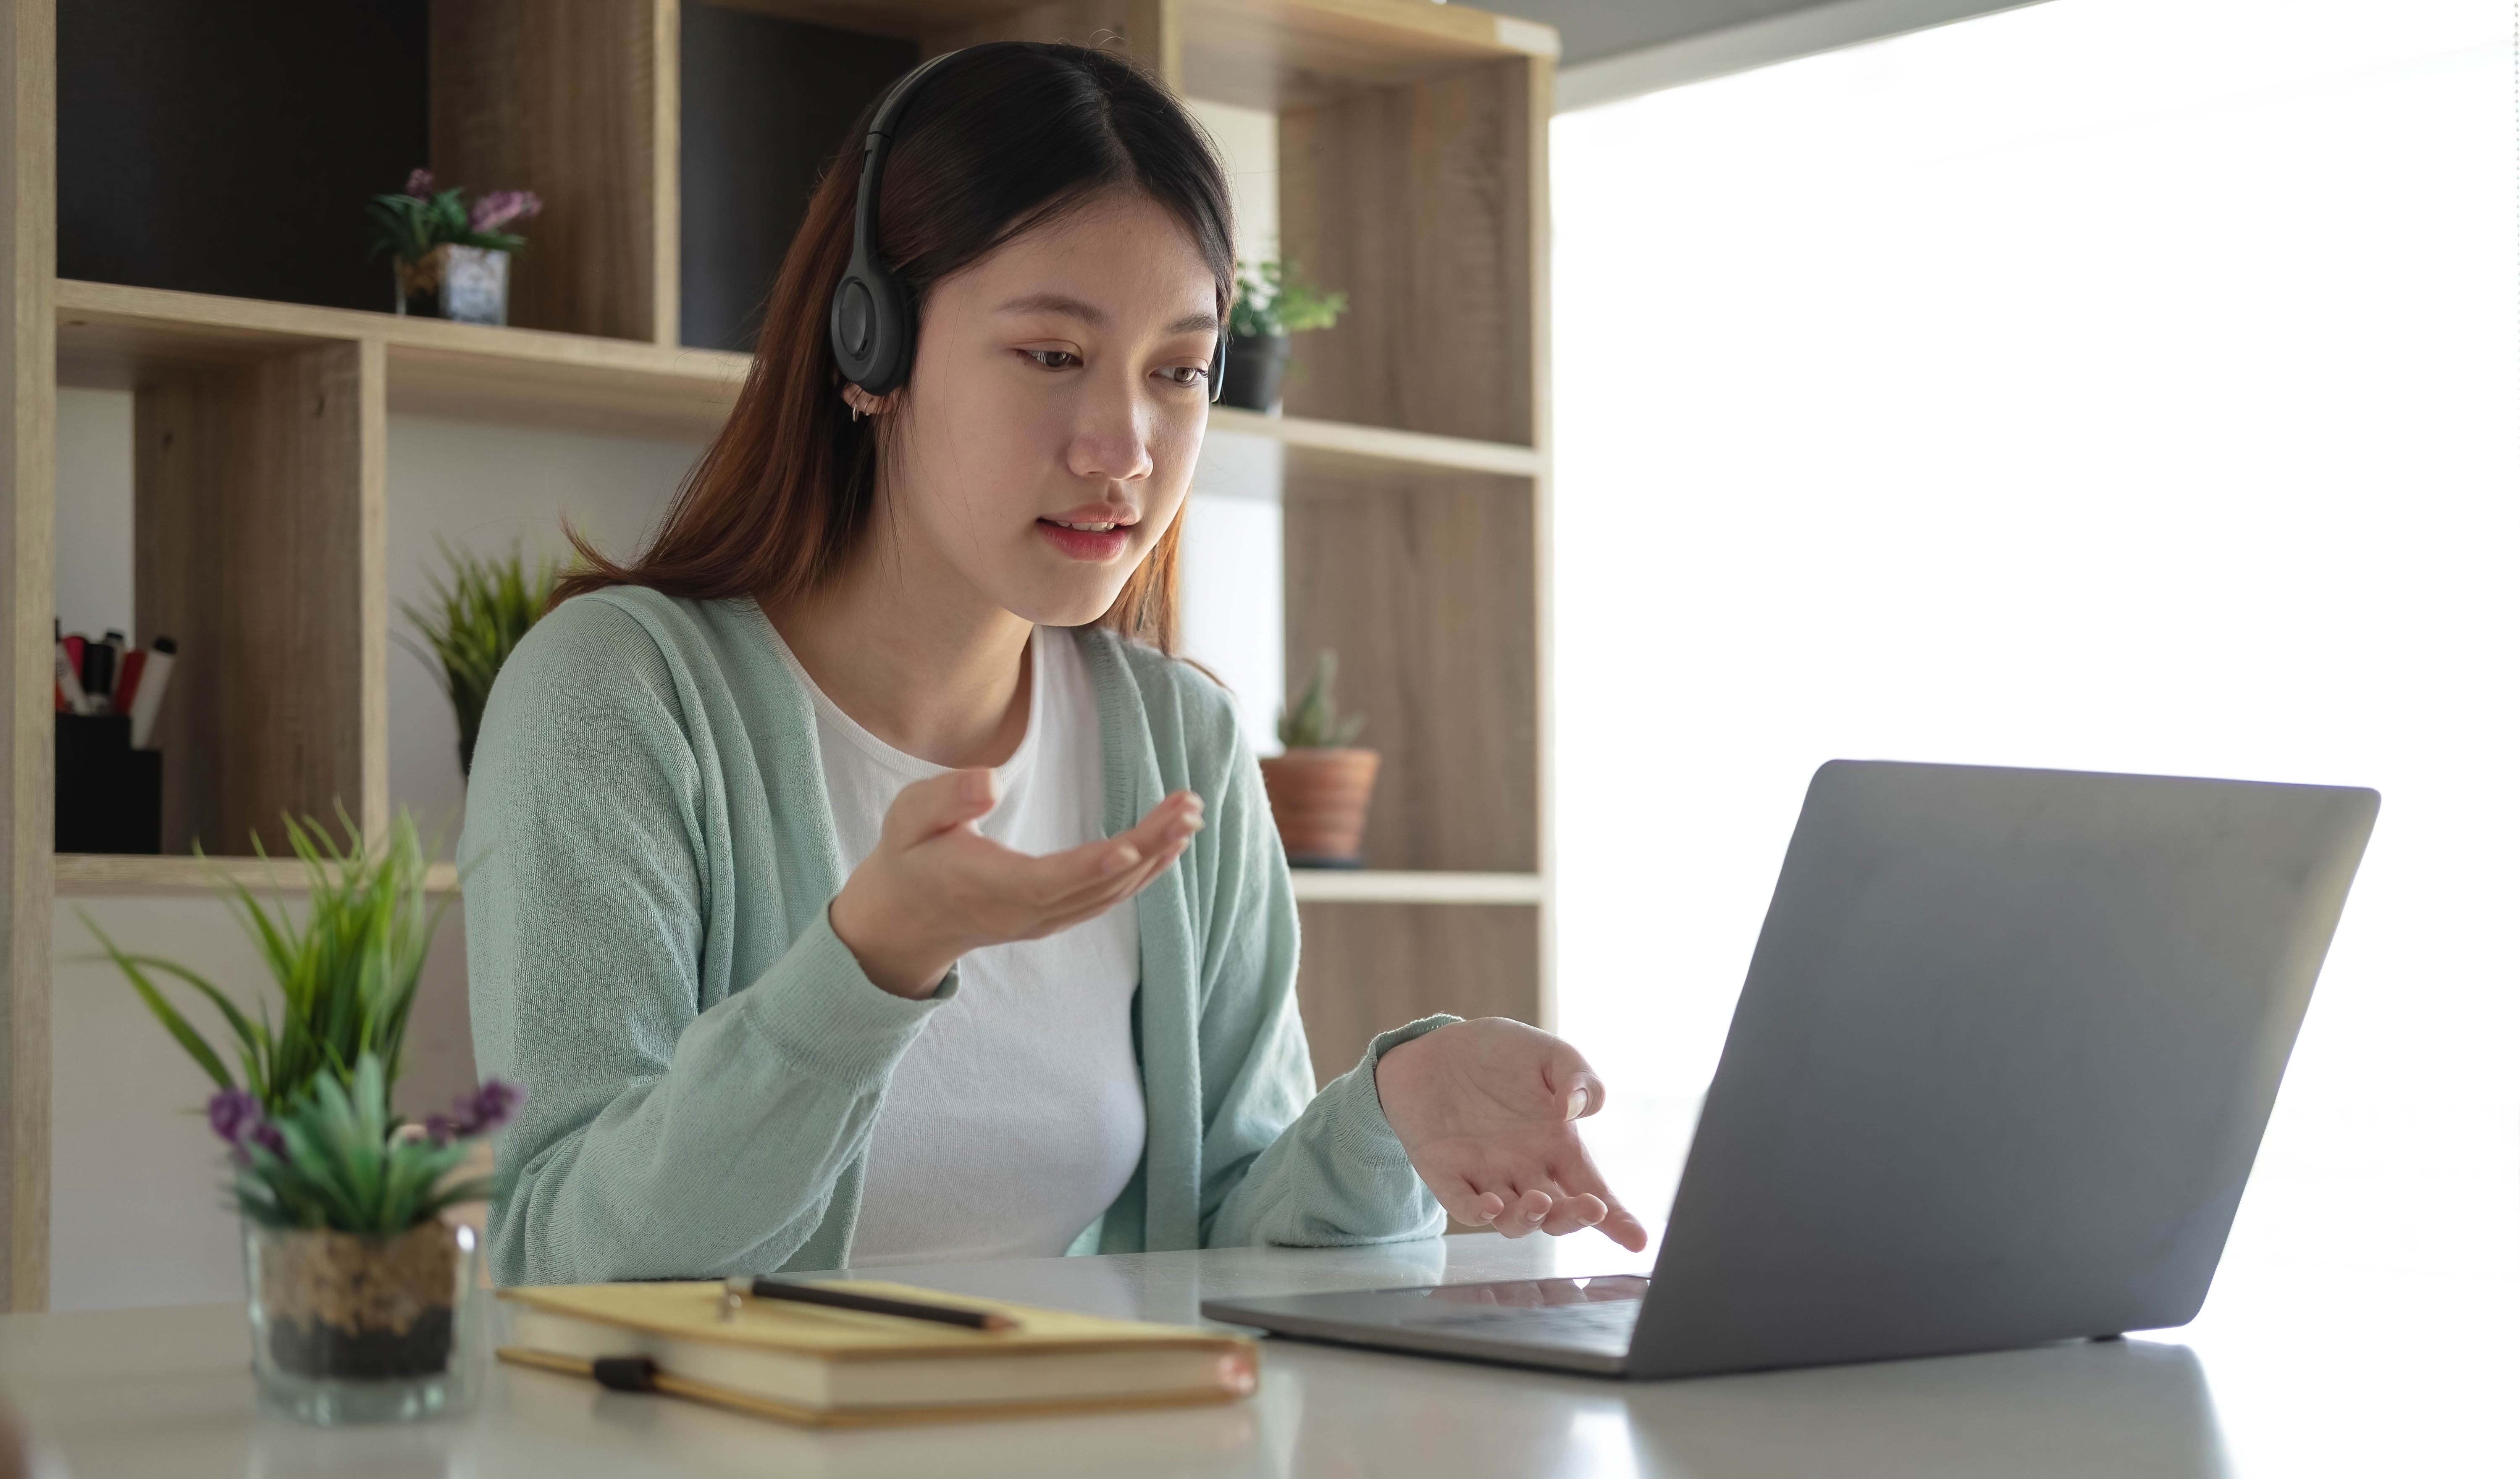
xmin=1374 ymin=1018 xmax=1649 ymax=1250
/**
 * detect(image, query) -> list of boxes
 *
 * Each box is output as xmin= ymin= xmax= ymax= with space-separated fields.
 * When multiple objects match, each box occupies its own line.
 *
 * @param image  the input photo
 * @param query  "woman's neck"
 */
xmin=764 ymin=531 xmax=1034 ymax=772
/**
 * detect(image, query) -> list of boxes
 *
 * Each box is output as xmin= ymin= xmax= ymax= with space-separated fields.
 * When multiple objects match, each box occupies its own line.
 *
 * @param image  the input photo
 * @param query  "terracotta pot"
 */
xmin=1258 ymin=748 xmax=1381 ymax=867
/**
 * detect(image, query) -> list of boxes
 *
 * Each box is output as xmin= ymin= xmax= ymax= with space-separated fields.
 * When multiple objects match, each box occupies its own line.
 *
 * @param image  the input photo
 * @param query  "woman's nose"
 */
xmin=1066 ymin=376 xmax=1155 ymax=483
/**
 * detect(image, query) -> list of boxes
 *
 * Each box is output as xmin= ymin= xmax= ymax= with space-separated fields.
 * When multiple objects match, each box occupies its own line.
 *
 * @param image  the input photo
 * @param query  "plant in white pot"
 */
xmin=368 ymin=169 xmax=542 ymax=326
xmin=87 ymin=815 xmax=522 ymax=1426
xmin=1258 ymin=651 xmax=1380 ymax=867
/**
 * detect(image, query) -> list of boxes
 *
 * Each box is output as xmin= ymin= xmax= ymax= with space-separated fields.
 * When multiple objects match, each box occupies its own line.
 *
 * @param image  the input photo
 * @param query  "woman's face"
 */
xmin=880 ymin=191 xmax=1219 ymax=627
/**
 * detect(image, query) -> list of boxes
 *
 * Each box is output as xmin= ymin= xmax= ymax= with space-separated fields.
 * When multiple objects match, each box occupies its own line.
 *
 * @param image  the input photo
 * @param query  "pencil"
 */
xmin=722 ymin=1276 xmax=1020 ymax=1331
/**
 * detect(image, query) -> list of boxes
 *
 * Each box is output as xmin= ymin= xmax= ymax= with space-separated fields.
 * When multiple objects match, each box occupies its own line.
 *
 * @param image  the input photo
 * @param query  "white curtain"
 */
xmin=1551 ymin=0 xmax=2515 ymax=1453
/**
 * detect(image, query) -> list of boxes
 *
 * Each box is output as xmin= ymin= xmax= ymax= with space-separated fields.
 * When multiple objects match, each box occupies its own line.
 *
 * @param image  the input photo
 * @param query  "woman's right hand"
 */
xmin=828 ymin=770 xmax=1204 ymax=998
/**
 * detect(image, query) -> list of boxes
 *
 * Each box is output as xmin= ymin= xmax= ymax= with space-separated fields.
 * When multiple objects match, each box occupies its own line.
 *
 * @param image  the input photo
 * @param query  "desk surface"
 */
xmin=3 ymin=1231 xmax=2511 ymax=1477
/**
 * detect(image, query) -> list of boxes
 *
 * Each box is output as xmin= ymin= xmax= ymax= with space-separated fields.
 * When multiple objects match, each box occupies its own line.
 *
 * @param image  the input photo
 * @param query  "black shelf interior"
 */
xmin=58 ymin=0 xmax=429 ymax=314
xmin=679 ymin=3 xmax=912 ymax=353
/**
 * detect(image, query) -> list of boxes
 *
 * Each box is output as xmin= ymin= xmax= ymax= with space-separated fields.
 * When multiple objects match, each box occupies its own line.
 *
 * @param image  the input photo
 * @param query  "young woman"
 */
xmin=463 ymin=41 xmax=1647 ymax=1287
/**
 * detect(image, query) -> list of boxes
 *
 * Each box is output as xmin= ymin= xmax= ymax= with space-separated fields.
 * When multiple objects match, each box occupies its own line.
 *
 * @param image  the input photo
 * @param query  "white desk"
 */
xmin=3 ymin=1231 xmax=2511 ymax=1477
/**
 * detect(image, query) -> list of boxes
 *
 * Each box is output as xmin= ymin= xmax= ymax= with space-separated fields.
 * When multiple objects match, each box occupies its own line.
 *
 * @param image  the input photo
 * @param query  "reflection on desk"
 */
xmin=0 ymin=1232 xmax=2510 ymax=1477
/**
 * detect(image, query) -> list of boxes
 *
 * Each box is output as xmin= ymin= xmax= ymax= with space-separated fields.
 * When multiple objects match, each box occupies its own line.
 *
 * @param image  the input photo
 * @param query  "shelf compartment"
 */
xmin=1285 ymin=467 xmax=1538 ymax=874
xmin=1294 ymin=900 xmax=1541 ymax=1085
xmin=1281 ymin=50 xmax=1544 ymax=445
xmin=124 ymin=337 xmax=383 ymax=857
xmin=55 ymin=854 xmax=462 ymax=896
xmin=1287 ymin=870 xmax=1541 ymax=905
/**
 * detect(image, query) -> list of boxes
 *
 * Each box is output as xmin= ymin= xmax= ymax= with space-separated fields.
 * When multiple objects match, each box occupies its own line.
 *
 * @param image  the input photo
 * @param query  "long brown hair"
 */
xmin=555 ymin=43 xmax=1234 ymax=652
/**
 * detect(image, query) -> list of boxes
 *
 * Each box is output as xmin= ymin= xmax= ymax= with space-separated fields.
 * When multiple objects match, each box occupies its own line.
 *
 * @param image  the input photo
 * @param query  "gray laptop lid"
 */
xmin=1627 ymin=760 xmax=2376 ymax=1378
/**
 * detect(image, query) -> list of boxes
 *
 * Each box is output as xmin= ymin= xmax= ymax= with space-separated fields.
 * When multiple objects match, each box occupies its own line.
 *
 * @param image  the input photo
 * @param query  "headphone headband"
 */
xmin=828 ymin=47 xmax=1227 ymax=403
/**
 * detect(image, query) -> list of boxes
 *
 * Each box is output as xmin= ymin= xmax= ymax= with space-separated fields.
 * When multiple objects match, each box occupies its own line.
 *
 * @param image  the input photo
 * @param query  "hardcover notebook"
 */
xmin=497 ymin=1280 xmax=1260 ymax=1428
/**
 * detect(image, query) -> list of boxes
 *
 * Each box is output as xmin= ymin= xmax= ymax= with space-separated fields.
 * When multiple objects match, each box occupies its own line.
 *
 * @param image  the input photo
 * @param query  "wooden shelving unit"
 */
xmin=1 ymin=0 xmax=1558 ymax=1306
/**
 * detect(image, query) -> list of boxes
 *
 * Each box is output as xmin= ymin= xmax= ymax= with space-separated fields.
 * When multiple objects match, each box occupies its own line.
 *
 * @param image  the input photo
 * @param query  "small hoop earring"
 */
xmin=850 ymin=404 xmax=862 ymax=423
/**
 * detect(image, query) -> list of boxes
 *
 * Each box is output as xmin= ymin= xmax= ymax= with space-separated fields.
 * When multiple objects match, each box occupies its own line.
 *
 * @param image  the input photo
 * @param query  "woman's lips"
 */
xmin=1037 ymin=518 xmax=1132 ymax=561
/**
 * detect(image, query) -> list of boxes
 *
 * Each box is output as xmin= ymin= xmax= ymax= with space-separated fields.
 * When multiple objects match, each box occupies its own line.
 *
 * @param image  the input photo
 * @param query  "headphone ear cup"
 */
xmin=829 ymin=257 xmax=917 ymax=396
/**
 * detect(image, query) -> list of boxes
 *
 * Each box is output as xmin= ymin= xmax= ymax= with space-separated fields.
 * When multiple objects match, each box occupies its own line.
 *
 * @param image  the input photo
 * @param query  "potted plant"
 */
xmin=1258 ymin=651 xmax=1381 ymax=867
xmin=87 ymin=815 xmax=522 ymax=1426
xmin=1220 ymin=257 xmax=1348 ymax=414
xmin=396 ymin=538 xmax=559 ymax=776
xmin=368 ymin=169 xmax=542 ymax=326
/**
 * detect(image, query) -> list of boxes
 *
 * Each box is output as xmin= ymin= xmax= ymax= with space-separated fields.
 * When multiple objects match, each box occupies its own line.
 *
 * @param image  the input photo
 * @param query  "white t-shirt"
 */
xmin=771 ymin=625 xmax=1146 ymax=1267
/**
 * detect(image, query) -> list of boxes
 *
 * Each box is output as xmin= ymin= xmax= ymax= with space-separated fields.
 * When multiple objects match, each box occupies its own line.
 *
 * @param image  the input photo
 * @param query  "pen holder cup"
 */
xmin=55 ymin=712 xmax=162 ymax=854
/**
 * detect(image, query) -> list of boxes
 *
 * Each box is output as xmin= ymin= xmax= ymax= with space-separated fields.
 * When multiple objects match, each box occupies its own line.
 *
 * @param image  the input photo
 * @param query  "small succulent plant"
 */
xmin=1278 ymin=650 xmax=1368 ymax=750
xmin=213 ymin=1053 xmax=520 ymax=1234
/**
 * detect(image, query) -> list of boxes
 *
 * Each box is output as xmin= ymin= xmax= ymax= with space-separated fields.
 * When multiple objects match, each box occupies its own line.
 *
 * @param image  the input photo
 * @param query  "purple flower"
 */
xmin=208 ymin=1088 xmax=258 ymax=1147
xmin=207 ymin=1088 xmax=288 ymax=1165
xmin=404 ymin=167 xmax=436 ymax=199
xmin=468 ymin=190 xmax=541 ymax=234
xmin=430 ymin=1079 xmax=528 ymax=1144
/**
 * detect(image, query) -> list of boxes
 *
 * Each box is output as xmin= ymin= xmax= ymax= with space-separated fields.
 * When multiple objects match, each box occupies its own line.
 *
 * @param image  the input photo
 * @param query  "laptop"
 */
xmin=1203 ymin=760 xmax=2378 ymax=1379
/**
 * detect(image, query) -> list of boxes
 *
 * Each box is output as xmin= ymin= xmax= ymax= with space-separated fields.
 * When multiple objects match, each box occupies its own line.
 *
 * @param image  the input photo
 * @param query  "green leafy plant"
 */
xmin=215 ymin=1053 xmax=516 ymax=1234
xmin=86 ymin=812 xmax=451 ymax=1114
xmin=1278 ymin=650 xmax=1368 ymax=750
xmin=396 ymin=538 xmax=558 ymax=776
xmin=1229 ymin=257 xmax=1349 ymax=339
xmin=368 ymin=168 xmax=542 ymax=264
xmin=89 ymin=813 xmax=521 ymax=1234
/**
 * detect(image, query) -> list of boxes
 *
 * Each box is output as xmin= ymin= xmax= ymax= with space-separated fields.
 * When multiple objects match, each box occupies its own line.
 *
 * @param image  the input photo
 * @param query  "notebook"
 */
xmin=496 ymin=1279 xmax=1260 ymax=1428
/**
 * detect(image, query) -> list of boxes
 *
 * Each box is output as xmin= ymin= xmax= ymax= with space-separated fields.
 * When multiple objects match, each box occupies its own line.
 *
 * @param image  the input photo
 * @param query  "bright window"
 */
xmin=1551 ymin=0 xmax=2515 ymax=1449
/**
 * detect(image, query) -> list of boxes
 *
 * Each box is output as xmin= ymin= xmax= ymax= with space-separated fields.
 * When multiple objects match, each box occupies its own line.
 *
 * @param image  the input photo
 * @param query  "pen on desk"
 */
xmin=719 ymin=1276 xmax=1019 ymax=1331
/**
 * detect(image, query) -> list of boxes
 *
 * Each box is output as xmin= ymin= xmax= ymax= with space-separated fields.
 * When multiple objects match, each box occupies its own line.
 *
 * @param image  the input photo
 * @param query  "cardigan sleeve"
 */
xmin=1193 ymin=723 xmax=1453 ymax=1247
xmin=462 ymin=600 xmax=953 ymax=1285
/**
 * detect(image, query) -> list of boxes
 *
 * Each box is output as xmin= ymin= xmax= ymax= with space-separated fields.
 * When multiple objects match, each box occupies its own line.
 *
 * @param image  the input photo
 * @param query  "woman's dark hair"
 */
xmin=554 ymin=42 xmax=1235 ymax=651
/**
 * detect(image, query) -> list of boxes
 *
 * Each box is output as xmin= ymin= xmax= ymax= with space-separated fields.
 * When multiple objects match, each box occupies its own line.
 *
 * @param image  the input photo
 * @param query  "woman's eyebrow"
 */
xmin=997 ymin=292 xmax=1105 ymax=325
xmin=995 ymin=293 xmax=1219 ymax=336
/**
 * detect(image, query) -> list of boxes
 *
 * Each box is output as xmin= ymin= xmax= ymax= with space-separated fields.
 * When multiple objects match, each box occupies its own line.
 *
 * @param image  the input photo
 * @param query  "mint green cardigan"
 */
xmin=460 ymin=588 xmax=1448 ymax=1286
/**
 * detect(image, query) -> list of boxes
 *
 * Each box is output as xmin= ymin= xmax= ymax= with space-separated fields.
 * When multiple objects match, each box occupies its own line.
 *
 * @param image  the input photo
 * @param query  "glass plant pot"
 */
xmin=393 ymin=244 xmax=511 ymax=326
xmin=243 ymin=1219 xmax=479 ymax=1425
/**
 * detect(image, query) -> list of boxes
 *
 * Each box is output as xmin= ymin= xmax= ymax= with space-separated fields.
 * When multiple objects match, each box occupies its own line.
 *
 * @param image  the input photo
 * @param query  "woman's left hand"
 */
xmin=1373 ymin=1019 xmax=1650 ymax=1251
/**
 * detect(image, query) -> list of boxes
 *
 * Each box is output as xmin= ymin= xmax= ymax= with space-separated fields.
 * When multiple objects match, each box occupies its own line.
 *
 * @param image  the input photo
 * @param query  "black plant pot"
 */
xmin=1217 ymin=331 xmax=1289 ymax=412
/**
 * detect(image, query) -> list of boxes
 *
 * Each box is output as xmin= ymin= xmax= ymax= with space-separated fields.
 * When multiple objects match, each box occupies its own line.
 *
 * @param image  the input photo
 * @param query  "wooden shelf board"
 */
xmin=56 ymin=280 xmax=747 ymax=441
xmin=59 ymin=853 xmax=1530 ymax=906
xmin=1287 ymin=870 xmax=1542 ymax=905
xmin=55 ymin=281 xmax=1542 ymax=470
xmin=55 ymin=854 xmax=462 ymax=896
xmin=1181 ymin=0 xmax=1557 ymax=110
xmin=1209 ymin=405 xmax=1540 ymax=479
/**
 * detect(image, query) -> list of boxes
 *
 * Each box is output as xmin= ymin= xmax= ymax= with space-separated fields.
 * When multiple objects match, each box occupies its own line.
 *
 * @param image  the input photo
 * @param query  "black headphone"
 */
xmin=828 ymin=47 xmax=1227 ymax=404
